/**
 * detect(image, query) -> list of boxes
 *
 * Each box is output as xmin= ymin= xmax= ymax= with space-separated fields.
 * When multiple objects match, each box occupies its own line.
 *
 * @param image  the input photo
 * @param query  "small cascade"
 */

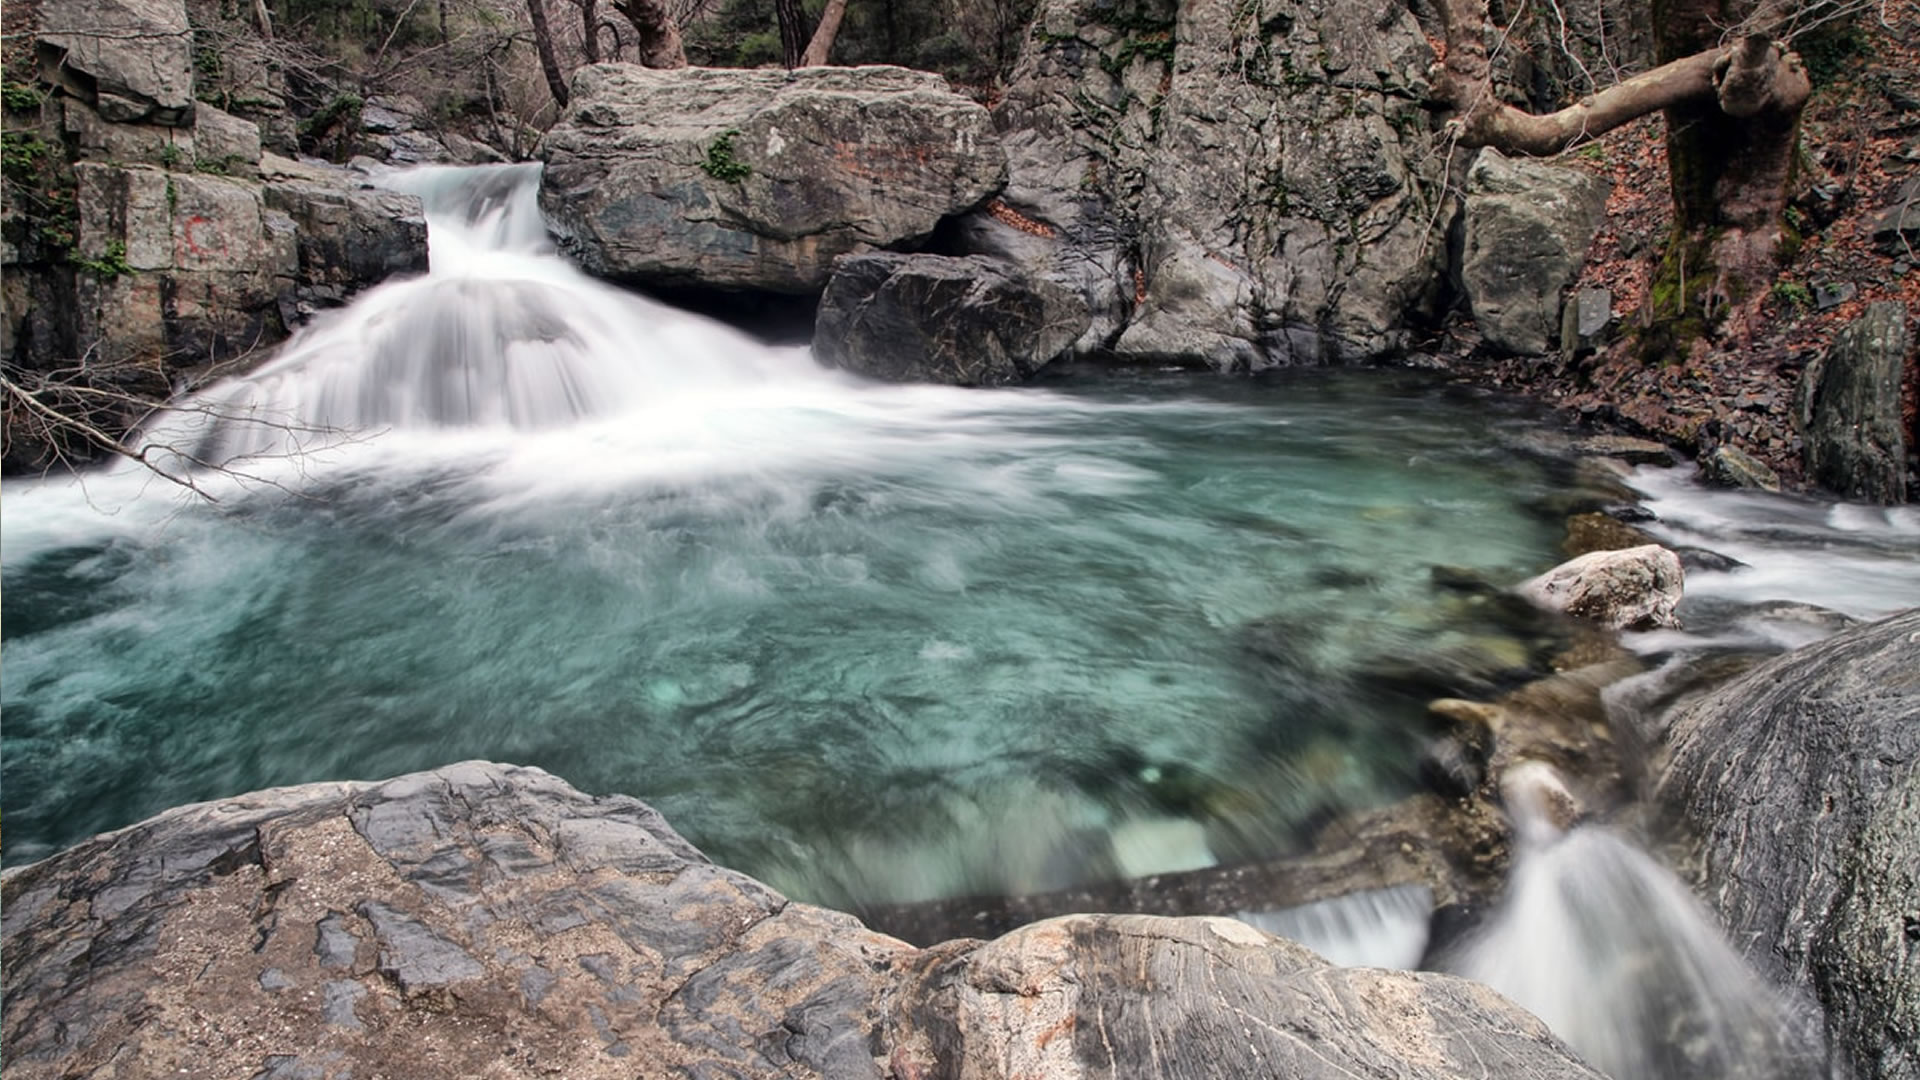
xmin=136 ymin=163 xmax=822 ymax=470
xmin=1452 ymin=766 xmax=1818 ymax=1080
xmin=1235 ymin=883 xmax=1433 ymax=969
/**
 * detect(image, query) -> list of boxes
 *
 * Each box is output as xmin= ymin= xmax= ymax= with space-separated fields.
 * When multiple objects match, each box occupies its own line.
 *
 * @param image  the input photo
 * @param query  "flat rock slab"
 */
xmin=539 ymin=64 xmax=1006 ymax=293
xmin=2 ymin=762 xmax=1605 ymax=1079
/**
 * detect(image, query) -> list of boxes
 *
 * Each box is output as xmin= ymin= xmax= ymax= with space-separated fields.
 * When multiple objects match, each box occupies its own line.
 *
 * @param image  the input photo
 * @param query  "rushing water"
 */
xmin=2 ymin=165 xmax=1584 ymax=903
xmin=1452 ymin=765 xmax=1820 ymax=1079
xmin=2 ymin=164 xmax=1915 ymax=947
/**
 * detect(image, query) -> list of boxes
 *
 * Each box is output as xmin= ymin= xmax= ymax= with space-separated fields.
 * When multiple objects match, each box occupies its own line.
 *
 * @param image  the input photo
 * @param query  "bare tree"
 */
xmin=524 ymin=0 xmax=572 ymax=104
xmin=774 ymin=0 xmax=808 ymax=68
xmin=612 ymin=0 xmax=688 ymax=66
xmin=1431 ymin=0 xmax=1824 ymax=342
xmin=799 ymin=0 xmax=850 ymax=66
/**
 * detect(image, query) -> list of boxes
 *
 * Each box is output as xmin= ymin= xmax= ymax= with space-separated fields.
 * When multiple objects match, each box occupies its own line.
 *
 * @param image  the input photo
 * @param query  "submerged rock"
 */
xmin=1656 ymin=608 xmax=1920 ymax=1080
xmin=1459 ymin=149 xmax=1612 ymax=357
xmin=1520 ymin=544 xmax=1684 ymax=630
xmin=0 ymin=763 xmax=1605 ymax=1079
xmin=538 ymin=64 xmax=1005 ymax=293
xmin=814 ymin=252 xmax=1088 ymax=385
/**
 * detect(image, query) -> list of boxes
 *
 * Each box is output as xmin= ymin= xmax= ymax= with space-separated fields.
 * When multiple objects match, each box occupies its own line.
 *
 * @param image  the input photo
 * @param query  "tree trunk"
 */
xmin=1647 ymin=0 xmax=1809 ymax=346
xmin=799 ymin=0 xmax=849 ymax=66
xmin=578 ymin=0 xmax=601 ymax=62
xmin=525 ymin=0 xmax=571 ymax=106
xmin=612 ymin=0 xmax=688 ymax=67
xmin=1431 ymin=0 xmax=1810 ymax=351
xmin=774 ymin=0 xmax=808 ymax=69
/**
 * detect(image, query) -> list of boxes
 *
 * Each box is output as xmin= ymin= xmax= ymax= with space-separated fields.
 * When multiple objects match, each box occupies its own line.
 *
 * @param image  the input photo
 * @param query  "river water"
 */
xmin=4 ymin=165 xmax=1917 ymax=933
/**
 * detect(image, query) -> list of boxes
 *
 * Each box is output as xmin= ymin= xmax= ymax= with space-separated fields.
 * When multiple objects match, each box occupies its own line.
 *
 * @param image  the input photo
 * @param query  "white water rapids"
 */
xmin=2 ymin=163 xmax=1914 ymax=1080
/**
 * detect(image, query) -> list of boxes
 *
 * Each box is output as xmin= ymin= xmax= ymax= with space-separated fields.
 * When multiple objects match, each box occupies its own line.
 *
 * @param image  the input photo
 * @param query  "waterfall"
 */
xmin=135 ymin=163 xmax=822 ymax=471
xmin=1451 ymin=767 xmax=1819 ymax=1079
xmin=1235 ymin=883 xmax=1433 ymax=969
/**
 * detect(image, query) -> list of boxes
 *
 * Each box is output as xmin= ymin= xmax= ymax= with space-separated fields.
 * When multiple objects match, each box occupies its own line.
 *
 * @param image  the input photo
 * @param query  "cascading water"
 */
xmin=1451 ymin=764 xmax=1820 ymax=1080
xmin=2 ymin=167 xmax=1914 ymax=1080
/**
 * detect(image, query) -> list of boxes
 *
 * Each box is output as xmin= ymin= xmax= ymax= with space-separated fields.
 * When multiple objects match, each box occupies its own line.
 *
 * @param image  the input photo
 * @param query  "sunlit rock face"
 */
xmin=538 ymin=64 xmax=1006 ymax=293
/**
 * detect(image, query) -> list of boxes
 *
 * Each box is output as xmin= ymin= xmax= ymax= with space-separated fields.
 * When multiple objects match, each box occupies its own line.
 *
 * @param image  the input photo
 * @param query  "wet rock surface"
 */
xmin=1520 ymin=544 xmax=1685 ymax=630
xmin=814 ymin=252 xmax=1089 ymax=385
xmin=1 ymin=762 xmax=1606 ymax=1079
xmin=538 ymin=64 xmax=1005 ymax=293
xmin=1796 ymin=301 xmax=1911 ymax=504
xmin=1656 ymin=609 xmax=1920 ymax=1080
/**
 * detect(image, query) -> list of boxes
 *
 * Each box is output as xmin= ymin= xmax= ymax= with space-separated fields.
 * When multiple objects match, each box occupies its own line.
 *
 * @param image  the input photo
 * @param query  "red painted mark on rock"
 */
xmin=181 ymin=215 xmax=225 ymax=259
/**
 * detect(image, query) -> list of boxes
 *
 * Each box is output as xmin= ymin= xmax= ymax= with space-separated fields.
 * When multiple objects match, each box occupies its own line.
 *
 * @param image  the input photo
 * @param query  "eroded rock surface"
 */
xmin=2 ymin=762 xmax=1606 ymax=1080
xmin=954 ymin=0 xmax=1444 ymax=368
xmin=1657 ymin=608 xmax=1920 ymax=1080
xmin=539 ymin=64 xmax=1006 ymax=293
xmin=1797 ymin=301 xmax=1912 ymax=504
xmin=1459 ymin=149 xmax=1612 ymax=357
xmin=814 ymin=252 xmax=1089 ymax=385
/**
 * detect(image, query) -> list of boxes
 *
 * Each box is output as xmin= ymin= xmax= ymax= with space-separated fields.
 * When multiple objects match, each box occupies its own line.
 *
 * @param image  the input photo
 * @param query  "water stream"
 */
xmin=2 ymin=164 xmax=1915 ymax=1077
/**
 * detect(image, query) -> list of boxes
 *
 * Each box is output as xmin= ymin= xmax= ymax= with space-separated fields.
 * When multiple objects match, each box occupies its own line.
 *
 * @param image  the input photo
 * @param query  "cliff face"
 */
xmin=0 ymin=761 xmax=1605 ymax=1080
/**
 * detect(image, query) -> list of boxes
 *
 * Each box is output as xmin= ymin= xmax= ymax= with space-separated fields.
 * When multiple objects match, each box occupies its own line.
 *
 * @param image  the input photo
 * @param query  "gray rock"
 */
xmin=264 ymin=179 xmax=430 ymax=310
xmin=1573 ymin=434 xmax=1677 ymax=466
xmin=71 ymin=163 xmax=294 ymax=366
xmin=1873 ymin=174 xmax=1920 ymax=253
xmin=1814 ymin=281 xmax=1858 ymax=311
xmin=1 ymin=762 xmax=1603 ymax=1080
xmin=194 ymin=103 xmax=264 ymax=177
xmin=1656 ymin=609 xmax=1920 ymax=1080
xmin=539 ymin=64 xmax=1005 ymax=293
xmin=1797 ymin=301 xmax=1911 ymax=504
xmin=814 ymin=253 xmax=1089 ymax=385
xmin=37 ymin=0 xmax=195 ymax=126
xmin=1699 ymin=444 xmax=1783 ymax=492
xmin=961 ymin=0 xmax=1445 ymax=367
xmin=1561 ymin=287 xmax=1613 ymax=360
xmin=1520 ymin=544 xmax=1685 ymax=630
xmin=1460 ymin=149 xmax=1612 ymax=356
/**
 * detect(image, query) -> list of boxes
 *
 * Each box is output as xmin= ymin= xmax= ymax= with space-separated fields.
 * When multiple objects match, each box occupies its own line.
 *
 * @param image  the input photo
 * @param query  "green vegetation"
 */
xmin=161 ymin=141 xmax=185 ymax=168
xmin=700 ymin=129 xmax=753 ymax=182
xmin=1796 ymin=18 xmax=1871 ymax=90
xmin=1771 ymin=280 xmax=1813 ymax=312
xmin=2 ymin=80 xmax=43 ymax=112
xmin=72 ymin=240 xmax=133 ymax=279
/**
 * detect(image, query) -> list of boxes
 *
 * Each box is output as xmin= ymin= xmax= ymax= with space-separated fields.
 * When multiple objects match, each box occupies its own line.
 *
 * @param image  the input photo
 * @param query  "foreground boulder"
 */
xmin=539 ymin=65 xmax=1006 ymax=293
xmin=1796 ymin=301 xmax=1912 ymax=504
xmin=1656 ymin=609 xmax=1920 ymax=1080
xmin=814 ymin=253 xmax=1089 ymax=385
xmin=1458 ymin=149 xmax=1612 ymax=357
xmin=2 ymin=762 xmax=1605 ymax=1079
xmin=1520 ymin=544 xmax=1684 ymax=629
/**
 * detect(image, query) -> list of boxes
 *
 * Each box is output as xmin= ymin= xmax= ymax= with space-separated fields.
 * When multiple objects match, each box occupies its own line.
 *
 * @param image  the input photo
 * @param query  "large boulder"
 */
xmin=1796 ymin=301 xmax=1911 ymax=504
xmin=1655 ymin=609 xmax=1920 ymax=1080
xmin=1458 ymin=149 xmax=1612 ymax=356
xmin=538 ymin=64 xmax=1006 ymax=293
xmin=264 ymin=163 xmax=431 ymax=316
xmin=814 ymin=253 xmax=1089 ymax=385
xmin=953 ymin=0 xmax=1444 ymax=368
xmin=1 ymin=762 xmax=1606 ymax=1080
xmin=1520 ymin=544 xmax=1684 ymax=630
xmin=36 ymin=0 xmax=195 ymax=127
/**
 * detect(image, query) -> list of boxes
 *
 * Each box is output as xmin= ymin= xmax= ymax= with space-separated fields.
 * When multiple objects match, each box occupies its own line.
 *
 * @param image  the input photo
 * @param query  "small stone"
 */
xmin=1699 ymin=445 xmax=1782 ymax=492
xmin=1573 ymin=435 xmax=1676 ymax=467
xmin=1520 ymin=544 xmax=1685 ymax=630
xmin=1813 ymin=282 xmax=1857 ymax=311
